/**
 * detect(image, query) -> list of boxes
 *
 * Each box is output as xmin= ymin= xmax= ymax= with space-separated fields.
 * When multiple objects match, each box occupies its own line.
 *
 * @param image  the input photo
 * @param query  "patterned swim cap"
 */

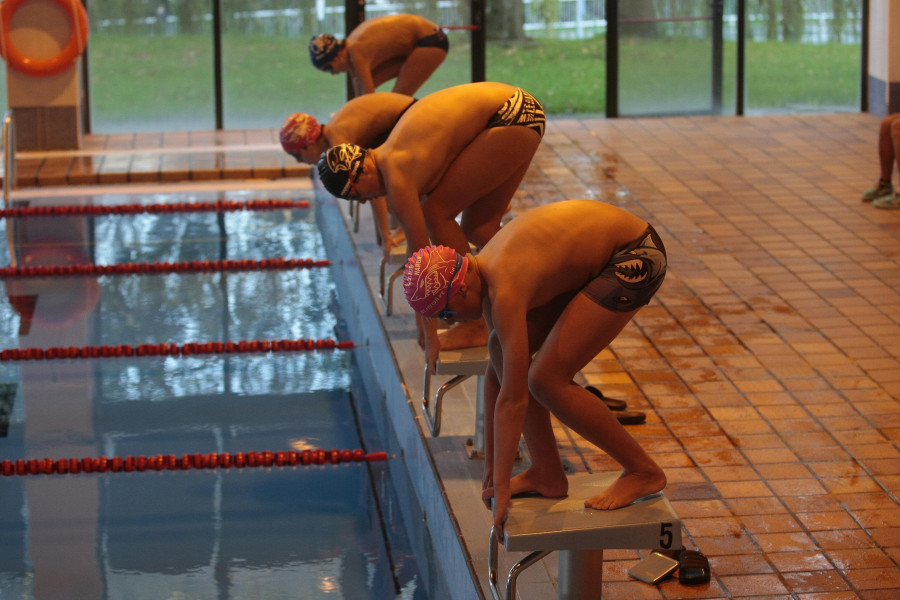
xmin=318 ymin=143 xmax=367 ymax=199
xmin=403 ymin=245 xmax=469 ymax=318
xmin=279 ymin=113 xmax=323 ymax=156
xmin=309 ymin=34 xmax=344 ymax=70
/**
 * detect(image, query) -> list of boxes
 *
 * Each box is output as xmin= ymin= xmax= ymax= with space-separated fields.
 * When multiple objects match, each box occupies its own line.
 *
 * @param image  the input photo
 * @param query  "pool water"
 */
xmin=0 ymin=185 xmax=428 ymax=599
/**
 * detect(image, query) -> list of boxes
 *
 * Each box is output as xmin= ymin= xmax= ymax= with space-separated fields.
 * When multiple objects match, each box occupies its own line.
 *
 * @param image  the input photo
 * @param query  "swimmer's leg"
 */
xmin=510 ymin=397 xmax=568 ymax=499
xmin=422 ymin=126 xmax=540 ymax=250
xmin=529 ymin=295 xmax=666 ymax=510
xmin=392 ymin=47 xmax=448 ymax=96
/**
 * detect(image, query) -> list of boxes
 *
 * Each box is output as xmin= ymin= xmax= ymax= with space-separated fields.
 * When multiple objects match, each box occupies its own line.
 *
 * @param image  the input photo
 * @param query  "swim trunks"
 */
xmin=582 ymin=225 xmax=667 ymax=312
xmin=486 ymin=88 xmax=545 ymax=138
xmin=416 ymin=29 xmax=449 ymax=52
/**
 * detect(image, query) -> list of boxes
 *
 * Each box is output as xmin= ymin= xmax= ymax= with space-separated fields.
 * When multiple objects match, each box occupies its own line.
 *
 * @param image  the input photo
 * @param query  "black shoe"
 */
xmin=585 ymin=385 xmax=627 ymax=411
xmin=656 ymin=549 xmax=711 ymax=585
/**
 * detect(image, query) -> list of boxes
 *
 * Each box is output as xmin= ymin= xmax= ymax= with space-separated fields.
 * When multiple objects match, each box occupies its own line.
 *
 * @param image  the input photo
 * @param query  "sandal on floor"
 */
xmin=657 ymin=549 xmax=710 ymax=585
xmin=677 ymin=549 xmax=710 ymax=585
xmin=585 ymin=385 xmax=628 ymax=411
xmin=615 ymin=411 xmax=646 ymax=425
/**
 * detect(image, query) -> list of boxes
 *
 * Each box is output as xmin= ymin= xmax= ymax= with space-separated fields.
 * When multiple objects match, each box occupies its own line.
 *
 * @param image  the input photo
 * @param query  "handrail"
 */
xmin=2 ymin=109 xmax=14 ymax=208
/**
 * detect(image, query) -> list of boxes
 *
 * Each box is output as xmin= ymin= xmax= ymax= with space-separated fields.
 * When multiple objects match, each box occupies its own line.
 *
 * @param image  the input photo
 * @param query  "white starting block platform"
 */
xmin=489 ymin=472 xmax=681 ymax=600
xmin=422 ymin=345 xmax=490 ymax=457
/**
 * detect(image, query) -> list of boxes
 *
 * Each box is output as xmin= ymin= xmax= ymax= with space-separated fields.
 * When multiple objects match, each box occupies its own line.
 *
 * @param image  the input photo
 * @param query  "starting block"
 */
xmin=422 ymin=345 xmax=490 ymax=457
xmin=489 ymin=472 xmax=681 ymax=600
xmin=379 ymin=243 xmax=407 ymax=316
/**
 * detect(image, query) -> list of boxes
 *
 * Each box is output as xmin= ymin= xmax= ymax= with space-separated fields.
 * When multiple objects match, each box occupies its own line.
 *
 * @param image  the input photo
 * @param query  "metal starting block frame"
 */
xmin=379 ymin=243 xmax=407 ymax=316
xmin=422 ymin=345 xmax=490 ymax=457
xmin=489 ymin=473 xmax=681 ymax=600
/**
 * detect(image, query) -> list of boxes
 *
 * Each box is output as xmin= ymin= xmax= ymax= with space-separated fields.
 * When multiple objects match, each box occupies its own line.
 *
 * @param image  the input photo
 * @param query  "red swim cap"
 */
xmin=279 ymin=113 xmax=323 ymax=156
xmin=403 ymin=245 xmax=468 ymax=317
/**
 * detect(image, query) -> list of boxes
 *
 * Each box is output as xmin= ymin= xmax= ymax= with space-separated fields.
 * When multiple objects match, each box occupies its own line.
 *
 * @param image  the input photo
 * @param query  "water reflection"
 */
xmin=0 ymin=188 xmax=422 ymax=599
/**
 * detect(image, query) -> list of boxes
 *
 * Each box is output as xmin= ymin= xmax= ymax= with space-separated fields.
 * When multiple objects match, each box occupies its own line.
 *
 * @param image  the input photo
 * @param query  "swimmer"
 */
xmin=317 ymin=82 xmax=544 ymax=370
xmin=310 ymin=14 xmax=449 ymax=97
xmin=279 ymin=92 xmax=417 ymax=247
xmin=401 ymin=200 xmax=668 ymax=533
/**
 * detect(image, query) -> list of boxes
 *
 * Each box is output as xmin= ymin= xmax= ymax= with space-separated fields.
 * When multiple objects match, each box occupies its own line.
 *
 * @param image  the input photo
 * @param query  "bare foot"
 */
xmin=438 ymin=319 xmax=489 ymax=350
xmin=510 ymin=467 xmax=568 ymax=499
xmin=583 ymin=468 xmax=667 ymax=510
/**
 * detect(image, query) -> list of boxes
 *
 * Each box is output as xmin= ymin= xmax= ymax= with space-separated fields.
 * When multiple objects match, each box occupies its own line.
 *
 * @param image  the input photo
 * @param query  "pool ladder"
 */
xmin=2 ymin=109 xmax=15 ymax=208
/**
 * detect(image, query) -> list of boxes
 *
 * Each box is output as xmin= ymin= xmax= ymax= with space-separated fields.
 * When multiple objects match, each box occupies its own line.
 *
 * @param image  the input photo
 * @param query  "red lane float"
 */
xmin=0 ymin=0 xmax=89 ymax=77
xmin=0 ymin=338 xmax=355 ymax=362
xmin=0 ymin=198 xmax=310 ymax=219
xmin=0 ymin=257 xmax=331 ymax=279
xmin=1 ymin=448 xmax=390 ymax=477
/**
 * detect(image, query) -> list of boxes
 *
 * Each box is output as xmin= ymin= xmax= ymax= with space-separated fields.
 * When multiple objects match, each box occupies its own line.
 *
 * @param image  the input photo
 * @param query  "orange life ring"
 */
xmin=0 ymin=0 xmax=89 ymax=77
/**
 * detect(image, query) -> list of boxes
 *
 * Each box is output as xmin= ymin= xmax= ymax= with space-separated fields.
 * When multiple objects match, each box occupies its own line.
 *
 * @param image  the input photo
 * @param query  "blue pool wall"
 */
xmin=314 ymin=185 xmax=480 ymax=600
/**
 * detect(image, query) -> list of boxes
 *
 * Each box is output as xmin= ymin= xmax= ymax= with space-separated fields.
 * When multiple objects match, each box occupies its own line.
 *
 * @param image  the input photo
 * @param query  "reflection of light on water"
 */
xmin=289 ymin=438 xmax=319 ymax=452
xmin=319 ymin=573 xmax=339 ymax=594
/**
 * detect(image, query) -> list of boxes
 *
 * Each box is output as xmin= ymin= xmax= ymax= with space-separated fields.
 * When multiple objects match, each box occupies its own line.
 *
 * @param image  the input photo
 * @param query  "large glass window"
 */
xmin=486 ymin=0 xmax=607 ymax=115
xmin=740 ymin=0 xmax=863 ymax=114
xmin=86 ymin=0 xmax=215 ymax=133
xmin=617 ymin=0 xmax=730 ymax=117
xmin=221 ymin=0 xmax=473 ymax=130
xmin=0 ymin=0 xmax=867 ymax=132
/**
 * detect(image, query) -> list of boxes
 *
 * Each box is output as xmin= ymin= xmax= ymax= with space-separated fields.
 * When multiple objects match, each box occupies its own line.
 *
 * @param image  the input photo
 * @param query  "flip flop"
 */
xmin=656 ymin=548 xmax=711 ymax=585
xmin=584 ymin=385 xmax=628 ymax=411
xmin=677 ymin=550 xmax=710 ymax=585
xmin=615 ymin=411 xmax=646 ymax=425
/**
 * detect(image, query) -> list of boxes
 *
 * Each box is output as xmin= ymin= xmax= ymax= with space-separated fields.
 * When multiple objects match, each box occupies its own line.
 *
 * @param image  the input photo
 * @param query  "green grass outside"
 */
xmin=59 ymin=32 xmax=861 ymax=132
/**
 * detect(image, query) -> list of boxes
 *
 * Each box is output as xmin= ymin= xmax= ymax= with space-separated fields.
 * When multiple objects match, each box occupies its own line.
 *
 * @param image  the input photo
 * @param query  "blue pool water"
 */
xmin=0 ymin=184 xmax=429 ymax=599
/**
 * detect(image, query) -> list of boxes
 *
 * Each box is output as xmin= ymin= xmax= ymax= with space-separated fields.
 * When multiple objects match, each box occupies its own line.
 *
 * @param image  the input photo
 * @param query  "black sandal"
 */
xmin=656 ymin=549 xmax=711 ymax=585
xmin=585 ymin=385 xmax=628 ymax=411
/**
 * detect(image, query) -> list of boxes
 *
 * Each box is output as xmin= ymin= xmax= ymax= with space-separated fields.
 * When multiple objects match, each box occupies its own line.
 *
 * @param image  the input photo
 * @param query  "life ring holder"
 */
xmin=0 ymin=0 xmax=89 ymax=77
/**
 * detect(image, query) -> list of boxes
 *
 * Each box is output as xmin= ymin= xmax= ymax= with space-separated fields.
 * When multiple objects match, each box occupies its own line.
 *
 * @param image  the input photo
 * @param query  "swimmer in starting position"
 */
xmin=401 ymin=200 xmax=668 ymax=532
xmin=317 ymin=82 xmax=544 ymax=370
xmin=310 ymin=14 xmax=449 ymax=97
xmin=279 ymin=92 xmax=417 ymax=247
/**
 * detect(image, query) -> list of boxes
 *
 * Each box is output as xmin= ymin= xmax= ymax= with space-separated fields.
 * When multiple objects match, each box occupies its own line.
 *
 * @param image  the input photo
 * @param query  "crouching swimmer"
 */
xmin=401 ymin=200 xmax=669 ymax=533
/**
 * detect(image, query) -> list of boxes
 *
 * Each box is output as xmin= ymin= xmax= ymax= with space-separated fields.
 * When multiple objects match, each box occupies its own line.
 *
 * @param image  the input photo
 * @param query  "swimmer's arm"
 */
xmin=384 ymin=171 xmax=430 ymax=258
xmin=348 ymin=51 xmax=377 ymax=95
xmin=488 ymin=294 xmax=530 ymax=530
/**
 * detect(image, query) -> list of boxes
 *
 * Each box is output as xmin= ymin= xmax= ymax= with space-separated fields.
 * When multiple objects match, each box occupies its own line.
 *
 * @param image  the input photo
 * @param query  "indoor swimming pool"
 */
xmin=0 ymin=181 xmax=433 ymax=599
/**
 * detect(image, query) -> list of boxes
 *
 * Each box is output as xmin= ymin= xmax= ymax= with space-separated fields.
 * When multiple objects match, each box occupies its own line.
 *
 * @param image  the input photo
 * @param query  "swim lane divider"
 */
xmin=0 ymin=198 xmax=309 ymax=219
xmin=0 ymin=338 xmax=355 ymax=361
xmin=0 ymin=257 xmax=330 ymax=278
xmin=1 ymin=449 xmax=389 ymax=477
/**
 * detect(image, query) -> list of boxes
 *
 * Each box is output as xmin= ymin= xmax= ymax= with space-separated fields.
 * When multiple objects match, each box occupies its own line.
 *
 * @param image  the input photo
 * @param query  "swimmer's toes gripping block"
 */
xmin=488 ymin=473 xmax=682 ymax=600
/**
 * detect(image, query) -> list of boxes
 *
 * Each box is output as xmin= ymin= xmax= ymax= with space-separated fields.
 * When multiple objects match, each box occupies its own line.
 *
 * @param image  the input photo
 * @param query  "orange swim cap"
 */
xmin=279 ymin=113 xmax=323 ymax=157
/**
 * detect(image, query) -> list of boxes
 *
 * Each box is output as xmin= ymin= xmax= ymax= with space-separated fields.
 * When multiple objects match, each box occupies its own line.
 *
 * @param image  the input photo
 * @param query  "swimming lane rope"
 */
xmin=0 ymin=338 xmax=355 ymax=361
xmin=1 ymin=449 xmax=389 ymax=477
xmin=0 ymin=257 xmax=330 ymax=278
xmin=0 ymin=198 xmax=309 ymax=219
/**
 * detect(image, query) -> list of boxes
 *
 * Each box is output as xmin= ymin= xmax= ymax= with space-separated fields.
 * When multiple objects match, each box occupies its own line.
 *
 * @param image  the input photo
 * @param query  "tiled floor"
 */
xmin=7 ymin=113 xmax=900 ymax=599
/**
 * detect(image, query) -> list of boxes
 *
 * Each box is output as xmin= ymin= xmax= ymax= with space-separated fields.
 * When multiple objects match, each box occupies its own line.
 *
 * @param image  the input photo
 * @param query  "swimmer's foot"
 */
xmin=510 ymin=467 xmax=568 ymax=500
xmin=583 ymin=469 xmax=667 ymax=511
xmin=438 ymin=319 xmax=489 ymax=350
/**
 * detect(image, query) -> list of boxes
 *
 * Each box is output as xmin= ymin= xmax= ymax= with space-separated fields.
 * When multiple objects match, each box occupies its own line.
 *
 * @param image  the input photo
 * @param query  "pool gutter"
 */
xmin=315 ymin=183 xmax=482 ymax=600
